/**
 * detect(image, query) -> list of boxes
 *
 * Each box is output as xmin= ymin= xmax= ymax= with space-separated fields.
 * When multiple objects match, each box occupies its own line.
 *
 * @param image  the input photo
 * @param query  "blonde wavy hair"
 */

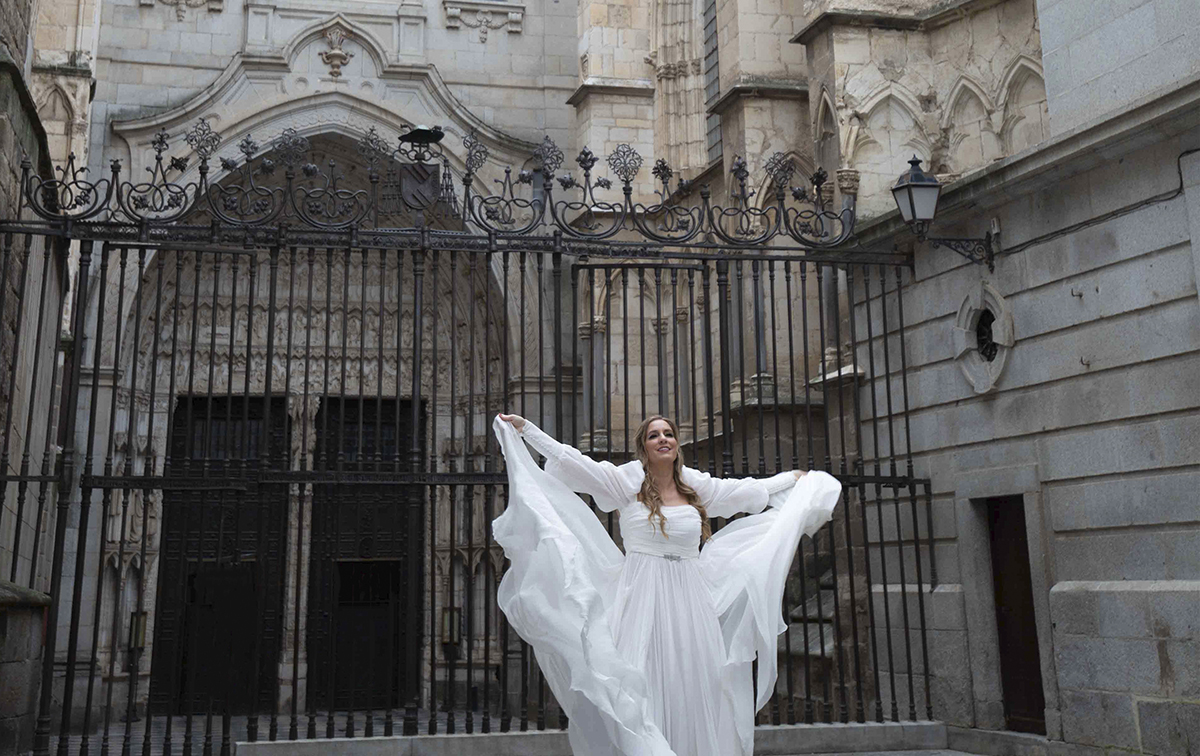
xmin=634 ymin=415 xmax=710 ymax=542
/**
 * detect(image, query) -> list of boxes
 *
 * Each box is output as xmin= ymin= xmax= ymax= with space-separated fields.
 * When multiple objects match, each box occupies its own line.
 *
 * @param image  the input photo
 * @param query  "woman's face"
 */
xmin=643 ymin=419 xmax=678 ymax=465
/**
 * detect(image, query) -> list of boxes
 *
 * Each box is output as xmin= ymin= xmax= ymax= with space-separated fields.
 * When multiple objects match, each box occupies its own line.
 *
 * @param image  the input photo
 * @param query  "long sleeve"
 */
xmin=684 ymin=468 xmax=800 ymax=519
xmin=517 ymin=421 xmax=637 ymax=512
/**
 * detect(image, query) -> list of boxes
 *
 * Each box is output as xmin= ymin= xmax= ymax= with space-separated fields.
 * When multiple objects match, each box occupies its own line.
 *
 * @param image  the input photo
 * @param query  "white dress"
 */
xmin=492 ymin=417 xmax=842 ymax=756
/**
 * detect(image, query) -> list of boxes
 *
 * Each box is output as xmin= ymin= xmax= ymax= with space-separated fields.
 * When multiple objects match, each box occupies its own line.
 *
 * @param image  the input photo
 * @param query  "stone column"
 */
xmin=570 ymin=0 xmax=656 ymax=202
xmin=584 ymin=316 xmax=608 ymax=452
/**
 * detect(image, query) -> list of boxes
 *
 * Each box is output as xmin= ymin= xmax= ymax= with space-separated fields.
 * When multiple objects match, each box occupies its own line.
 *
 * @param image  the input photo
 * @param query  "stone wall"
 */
xmin=0 ymin=581 xmax=51 ymax=756
xmin=0 ymin=0 xmax=59 ymax=590
xmin=851 ymin=67 xmax=1200 ymax=751
xmin=1037 ymin=0 xmax=1200 ymax=135
xmin=89 ymin=0 xmax=577 ymax=178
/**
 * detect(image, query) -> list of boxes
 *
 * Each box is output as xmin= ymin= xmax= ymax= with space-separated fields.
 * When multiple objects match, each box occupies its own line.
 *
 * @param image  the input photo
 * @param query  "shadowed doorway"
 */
xmin=985 ymin=495 xmax=1046 ymax=735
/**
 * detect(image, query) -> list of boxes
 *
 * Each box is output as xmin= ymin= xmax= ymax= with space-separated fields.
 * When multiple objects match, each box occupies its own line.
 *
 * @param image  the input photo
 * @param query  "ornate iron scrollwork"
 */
xmin=22 ymin=151 xmax=114 ymax=222
xmin=929 ymin=233 xmax=996 ymax=272
xmin=21 ymin=117 xmax=868 ymax=248
xmin=115 ymin=128 xmax=199 ymax=224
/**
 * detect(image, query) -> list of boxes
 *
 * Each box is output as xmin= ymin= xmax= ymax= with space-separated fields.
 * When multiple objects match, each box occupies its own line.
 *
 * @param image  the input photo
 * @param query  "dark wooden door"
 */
xmin=150 ymin=396 xmax=289 ymax=715
xmin=986 ymin=496 xmax=1046 ymax=735
xmin=306 ymin=397 xmax=425 ymax=711
xmin=330 ymin=560 xmax=403 ymax=710
xmin=180 ymin=564 xmax=259 ymax=712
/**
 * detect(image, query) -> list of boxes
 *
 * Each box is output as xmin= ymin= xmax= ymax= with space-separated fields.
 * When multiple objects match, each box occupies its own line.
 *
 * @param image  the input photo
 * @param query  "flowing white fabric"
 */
xmin=492 ymin=417 xmax=841 ymax=756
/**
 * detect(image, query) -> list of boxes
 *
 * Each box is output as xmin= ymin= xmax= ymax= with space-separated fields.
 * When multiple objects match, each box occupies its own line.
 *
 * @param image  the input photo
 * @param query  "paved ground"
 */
xmin=50 ymin=709 xmax=563 ymax=755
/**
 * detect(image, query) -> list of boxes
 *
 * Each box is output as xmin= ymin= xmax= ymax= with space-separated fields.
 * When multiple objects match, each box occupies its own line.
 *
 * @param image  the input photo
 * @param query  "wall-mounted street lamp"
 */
xmin=892 ymin=156 xmax=998 ymax=272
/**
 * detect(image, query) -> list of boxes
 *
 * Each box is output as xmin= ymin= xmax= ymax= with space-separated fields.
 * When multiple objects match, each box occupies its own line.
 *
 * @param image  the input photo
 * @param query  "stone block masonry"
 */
xmin=0 ymin=580 xmax=51 ymax=756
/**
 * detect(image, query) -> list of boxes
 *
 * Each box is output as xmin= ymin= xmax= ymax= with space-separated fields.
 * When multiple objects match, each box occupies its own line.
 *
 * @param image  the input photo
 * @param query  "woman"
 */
xmin=492 ymin=412 xmax=841 ymax=756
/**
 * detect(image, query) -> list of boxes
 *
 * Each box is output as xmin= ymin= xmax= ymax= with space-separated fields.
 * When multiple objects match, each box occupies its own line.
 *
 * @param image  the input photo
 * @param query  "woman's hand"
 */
xmin=498 ymin=413 xmax=526 ymax=431
xmin=794 ymin=470 xmax=807 ymax=480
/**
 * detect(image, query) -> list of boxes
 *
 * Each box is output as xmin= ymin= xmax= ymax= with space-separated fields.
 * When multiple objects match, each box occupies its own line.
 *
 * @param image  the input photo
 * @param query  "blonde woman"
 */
xmin=493 ymin=413 xmax=841 ymax=756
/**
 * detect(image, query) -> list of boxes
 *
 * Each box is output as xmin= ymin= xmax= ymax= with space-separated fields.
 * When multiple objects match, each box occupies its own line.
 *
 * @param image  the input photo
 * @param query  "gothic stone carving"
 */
xmin=444 ymin=0 xmax=525 ymax=42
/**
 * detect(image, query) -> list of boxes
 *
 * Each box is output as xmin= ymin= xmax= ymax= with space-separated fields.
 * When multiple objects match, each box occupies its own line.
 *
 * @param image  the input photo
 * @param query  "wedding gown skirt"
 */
xmin=492 ymin=417 xmax=842 ymax=756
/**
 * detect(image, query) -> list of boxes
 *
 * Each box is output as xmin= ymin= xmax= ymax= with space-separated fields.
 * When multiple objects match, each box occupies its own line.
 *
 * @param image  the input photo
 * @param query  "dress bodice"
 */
xmin=620 ymin=503 xmax=702 ymax=559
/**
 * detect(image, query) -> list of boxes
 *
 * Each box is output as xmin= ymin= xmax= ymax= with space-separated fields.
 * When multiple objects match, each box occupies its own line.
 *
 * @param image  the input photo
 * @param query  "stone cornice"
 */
xmin=791 ymin=0 xmax=1011 ymax=45
xmin=706 ymin=79 xmax=808 ymax=116
xmin=566 ymin=77 xmax=655 ymax=106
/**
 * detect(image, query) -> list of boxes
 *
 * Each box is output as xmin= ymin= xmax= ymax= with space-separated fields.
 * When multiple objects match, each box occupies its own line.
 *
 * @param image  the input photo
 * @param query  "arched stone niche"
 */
xmin=952 ymin=281 xmax=1014 ymax=394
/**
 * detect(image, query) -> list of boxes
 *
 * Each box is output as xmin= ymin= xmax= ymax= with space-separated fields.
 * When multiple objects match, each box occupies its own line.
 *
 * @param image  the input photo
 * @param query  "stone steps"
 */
xmin=234 ymin=720 xmax=955 ymax=755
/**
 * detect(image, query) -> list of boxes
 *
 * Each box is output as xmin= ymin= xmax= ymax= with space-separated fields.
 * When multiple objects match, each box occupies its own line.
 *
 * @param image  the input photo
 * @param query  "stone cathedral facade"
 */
xmin=3 ymin=0 xmax=1199 ymax=754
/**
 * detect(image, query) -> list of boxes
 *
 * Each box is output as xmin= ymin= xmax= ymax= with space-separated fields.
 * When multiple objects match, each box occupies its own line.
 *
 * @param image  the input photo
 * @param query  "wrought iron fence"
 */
xmin=0 ymin=122 xmax=936 ymax=756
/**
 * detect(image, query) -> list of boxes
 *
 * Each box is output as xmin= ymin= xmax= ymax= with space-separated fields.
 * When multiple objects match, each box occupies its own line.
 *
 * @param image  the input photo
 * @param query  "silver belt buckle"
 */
xmin=662 ymin=554 xmax=682 ymax=562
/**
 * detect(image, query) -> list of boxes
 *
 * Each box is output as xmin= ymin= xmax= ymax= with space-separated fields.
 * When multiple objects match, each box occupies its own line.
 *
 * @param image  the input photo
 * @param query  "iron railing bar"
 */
xmin=318 ymin=246 xmax=334 ymax=740
xmin=536 ymin=250 xmax=549 ymax=731
xmin=298 ymin=246 xmax=317 ymax=740
xmin=465 ymin=245 xmax=478 ymax=735
xmin=767 ymin=259 xmax=790 ymax=725
xmin=230 ymin=245 xmax=259 ymax=754
xmin=105 ymin=246 xmax=143 ymax=753
xmin=751 ymin=259 xmax=766 ymax=479
xmin=637 ymin=267 xmax=645 ymax=422
xmin=846 ymin=264 xmax=884 ymax=724
xmin=669 ymin=269 xmax=679 ymax=431
xmin=735 ymin=261 xmax=748 ymax=475
xmin=96 ymin=247 xmax=130 ymax=756
xmin=356 ymin=248 xmax=371 ymax=737
xmin=860 ymin=264 xmax=895 ymax=722
xmin=877 ymin=265 xmax=916 ymax=721
xmin=603 ymin=276 xmax=614 ymax=536
xmin=655 ymin=267 xmax=666 ymax=418
xmin=830 ymin=263 xmax=856 ymax=724
xmin=0 ymin=222 xmax=916 ymax=263
xmin=483 ymin=236 xmax=500 ymax=734
xmin=784 ymin=262 xmax=799 ymax=474
xmin=716 ymin=259 xmax=733 ymax=478
xmin=134 ymin=242 xmax=168 ymax=756
xmin=39 ymin=235 xmax=82 ymax=756
xmin=499 ymin=247 xmax=513 ymax=734
xmin=812 ymin=263 xmax=834 ymax=723
xmin=446 ymin=246 xmax=459 ymax=734
xmin=518 ymin=249 xmax=529 ymax=734
xmin=248 ymin=241 xmax=280 ymax=744
xmin=893 ymin=267 xmax=934 ymax=721
xmin=835 ymin=265 xmax=864 ymax=724
xmin=623 ymin=268 xmax=631 ymax=455
xmin=408 ymin=235 xmax=427 ymax=732
xmin=768 ymin=261 xmax=781 ymax=476
xmin=73 ymin=471 xmax=900 ymax=488
xmin=373 ymin=248 xmax=391 ymax=737
xmin=426 ymin=246 xmax=439 ymax=736
xmin=181 ymin=244 xmax=206 ymax=753
xmin=574 ymin=262 xmax=705 ymax=271
xmin=338 ymin=243 xmax=358 ymax=740
xmin=686 ymin=270 xmax=698 ymax=460
xmin=701 ymin=263 xmax=715 ymax=476
xmin=78 ymin=243 xmax=113 ymax=756
xmin=570 ymin=255 xmax=580 ymax=449
xmin=115 ymin=247 xmax=149 ymax=755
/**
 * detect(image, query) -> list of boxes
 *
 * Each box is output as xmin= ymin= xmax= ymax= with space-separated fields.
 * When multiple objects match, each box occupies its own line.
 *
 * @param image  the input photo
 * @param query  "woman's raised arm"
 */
xmin=498 ymin=414 xmax=635 ymax=512
xmin=684 ymin=467 xmax=804 ymax=519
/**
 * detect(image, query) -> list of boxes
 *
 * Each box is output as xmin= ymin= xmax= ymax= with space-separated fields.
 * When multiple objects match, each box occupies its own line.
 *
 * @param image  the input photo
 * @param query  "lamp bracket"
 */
xmin=915 ymin=219 xmax=1000 ymax=272
xmin=928 ymin=232 xmax=995 ymax=272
